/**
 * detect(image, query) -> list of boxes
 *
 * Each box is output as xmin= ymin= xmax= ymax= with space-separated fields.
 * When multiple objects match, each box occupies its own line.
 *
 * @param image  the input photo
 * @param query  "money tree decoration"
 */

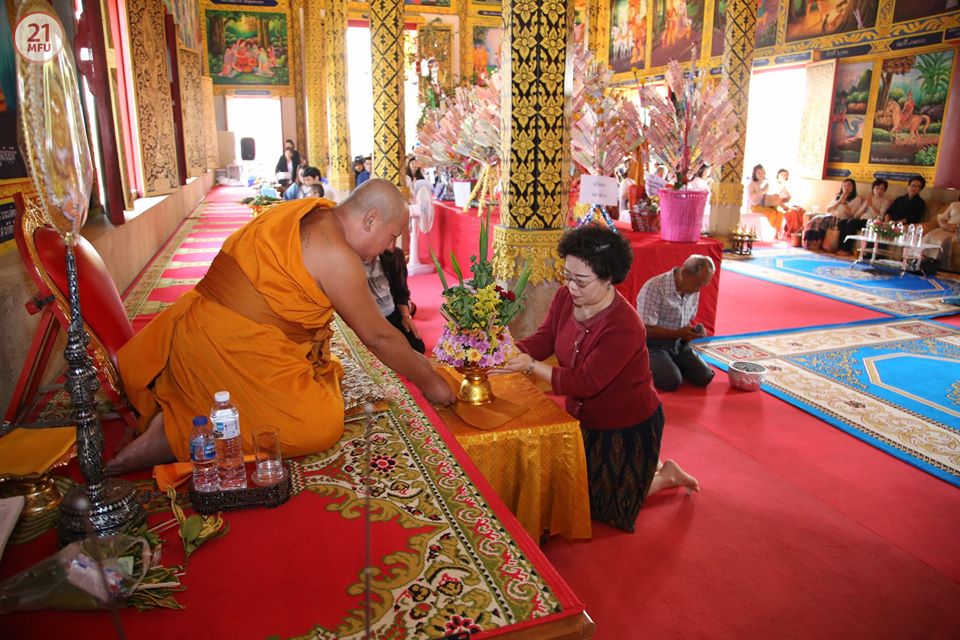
xmin=569 ymin=30 xmax=643 ymax=229
xmin=415 ymin=73 xmax=502 ymax=216
xmin=15 ymin=0 xmax=145 ymax=542
xmin=642 ymin=58 xmax=740 ymax=189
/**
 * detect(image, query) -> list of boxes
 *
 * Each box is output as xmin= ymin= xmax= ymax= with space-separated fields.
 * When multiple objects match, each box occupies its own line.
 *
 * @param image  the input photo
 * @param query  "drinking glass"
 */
xmin=251 ymin=425 xmax=286 ymax=486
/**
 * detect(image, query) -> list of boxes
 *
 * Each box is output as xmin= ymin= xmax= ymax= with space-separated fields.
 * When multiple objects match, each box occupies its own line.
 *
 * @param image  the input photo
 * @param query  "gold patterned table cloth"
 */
xmin=436 ymin=371 xmax=592 ymax=541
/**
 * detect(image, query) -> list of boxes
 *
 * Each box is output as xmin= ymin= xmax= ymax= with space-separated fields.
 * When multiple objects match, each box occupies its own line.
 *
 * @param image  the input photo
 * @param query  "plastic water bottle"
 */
xmin=210 ymin=391 xmax=247 ymax=490
xmin=865 ymin=219 xmax=875 ymax=240
xmin=906 ymin=224 xmax=916 ymax=246
xmin=189 ymin=416 xmax=218 ymax=492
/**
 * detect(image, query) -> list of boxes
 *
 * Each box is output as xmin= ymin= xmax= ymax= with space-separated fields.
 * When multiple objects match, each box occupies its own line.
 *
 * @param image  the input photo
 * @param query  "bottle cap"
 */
xmin=192 ymin=416 xmax=208 ymax=426
xmin=214 ymin=391 xmax=230 ymax=403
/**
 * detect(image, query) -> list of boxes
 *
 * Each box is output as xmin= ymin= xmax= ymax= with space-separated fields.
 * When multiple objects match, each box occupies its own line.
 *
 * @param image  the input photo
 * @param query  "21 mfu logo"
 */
xmin=15 ymin=11 xmax=64 ymax=64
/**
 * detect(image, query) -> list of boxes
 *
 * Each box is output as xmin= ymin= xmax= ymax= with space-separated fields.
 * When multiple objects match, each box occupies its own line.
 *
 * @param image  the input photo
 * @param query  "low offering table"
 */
xmin=847 ymin=234 xmax=942 ymax=275
xmin=435 ymin=369 xmax=592 ymax=542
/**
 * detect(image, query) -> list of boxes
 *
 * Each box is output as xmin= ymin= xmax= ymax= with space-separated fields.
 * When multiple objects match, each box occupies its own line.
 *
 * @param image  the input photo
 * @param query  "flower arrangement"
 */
xmin=872 ymin=220 xmax=903 ymax=240
xmin=431 ymin=211 xmax=531 ymax=370
xmin=641 ymin=57 xmax=740 ymax=189
xmin=240 ymin=194 xmax=282 ymax=218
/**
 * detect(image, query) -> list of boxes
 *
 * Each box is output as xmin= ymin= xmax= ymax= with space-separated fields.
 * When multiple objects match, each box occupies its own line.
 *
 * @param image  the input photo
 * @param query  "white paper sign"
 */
xmin=579 ymin=175 xmax=620 ymax=206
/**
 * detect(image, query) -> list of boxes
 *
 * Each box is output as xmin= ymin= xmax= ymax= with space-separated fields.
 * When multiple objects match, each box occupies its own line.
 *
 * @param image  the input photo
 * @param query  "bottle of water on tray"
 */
xmin=189 ymin=415 xmax=218 ymax=492
xmin=210 ymin=391 xmax=247 ymax=489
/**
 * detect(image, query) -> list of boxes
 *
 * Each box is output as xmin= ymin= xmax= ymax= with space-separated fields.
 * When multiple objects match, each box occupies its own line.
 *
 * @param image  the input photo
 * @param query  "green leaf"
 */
xmin=429 ymin=247 xmax=448 ymax=291
xmin=182 ymin=515 xmax=203 ymax=543
xmin=450 ymin=252 xmax=465 ymax=286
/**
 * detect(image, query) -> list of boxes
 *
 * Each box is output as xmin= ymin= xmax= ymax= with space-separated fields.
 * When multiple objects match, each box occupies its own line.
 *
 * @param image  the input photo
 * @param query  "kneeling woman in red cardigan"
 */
xmin=493 ymin=225 xmax=698 ymax=532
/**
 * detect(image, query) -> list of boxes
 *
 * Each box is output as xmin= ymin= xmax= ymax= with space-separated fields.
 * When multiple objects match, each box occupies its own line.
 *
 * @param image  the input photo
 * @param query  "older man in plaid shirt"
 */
xmin=635 ymin=255 xmax=716 ymax=391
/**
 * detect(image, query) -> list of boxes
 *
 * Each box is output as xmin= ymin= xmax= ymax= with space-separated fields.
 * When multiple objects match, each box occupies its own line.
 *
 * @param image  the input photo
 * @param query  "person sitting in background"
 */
xmin=356 ymin=157 xmax=373 ymax=187
xmin=404 ymin=155 xmax=425 ymax=193
xmin=283 ymin=166 xmax=325 ymax=200
xmin=837 ymin=178 xmax=890 ymax=254
xmin=353 ymin=156 xmax=365 ymax=181
xmin=746 ymin=164 xmax=785 ymax=238
xmin=365 ymin=245 xmax=424 ymax=353
xmin=885 ymin=175 xmax=926 ymax=225
xmin=775 ymin=169 xmax=806 ymax=238
xmin=275 ymin=147 xmax=300 ymax=187
xmin=922 ymin=200 xmax=960 ymax=270
xmin=805 ymin=178 xmax=861 ymax=251
xmin=493 ymin=225 xmax=698 ymax=532
xmin=636 ymin=255 xmax=716 ymax=392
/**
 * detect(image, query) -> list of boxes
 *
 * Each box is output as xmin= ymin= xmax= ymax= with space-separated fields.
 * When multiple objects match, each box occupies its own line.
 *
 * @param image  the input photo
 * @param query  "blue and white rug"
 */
xmin=723 ymin=250 xmax=960 ymax=317
xmin=696 ymin=318 xmax=960 ymax=487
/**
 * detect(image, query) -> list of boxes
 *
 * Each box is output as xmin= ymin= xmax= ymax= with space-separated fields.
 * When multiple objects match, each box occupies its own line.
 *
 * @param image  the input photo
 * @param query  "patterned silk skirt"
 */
xmin=581 ymin=405 xmax=664 ymax=532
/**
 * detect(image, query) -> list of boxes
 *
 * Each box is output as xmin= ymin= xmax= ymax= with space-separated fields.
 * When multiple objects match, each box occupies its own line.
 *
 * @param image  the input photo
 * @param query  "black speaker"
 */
xmin=240 ymin=137 xmax=256 ymax=161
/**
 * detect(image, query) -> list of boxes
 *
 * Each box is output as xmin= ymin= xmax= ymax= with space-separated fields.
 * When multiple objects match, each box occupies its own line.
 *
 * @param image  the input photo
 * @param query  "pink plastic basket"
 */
xmin=658 ymin=189 xmax=707 ymax=242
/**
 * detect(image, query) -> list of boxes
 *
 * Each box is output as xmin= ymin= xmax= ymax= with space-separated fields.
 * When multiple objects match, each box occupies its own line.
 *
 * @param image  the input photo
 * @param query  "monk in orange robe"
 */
xmin=108 ymin=180 xmax=455 ymax=473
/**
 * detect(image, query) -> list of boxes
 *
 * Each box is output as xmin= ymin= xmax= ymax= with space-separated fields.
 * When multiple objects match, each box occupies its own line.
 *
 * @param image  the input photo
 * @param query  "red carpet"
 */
xmin=408 ymin=261 xmax=960 ymax=638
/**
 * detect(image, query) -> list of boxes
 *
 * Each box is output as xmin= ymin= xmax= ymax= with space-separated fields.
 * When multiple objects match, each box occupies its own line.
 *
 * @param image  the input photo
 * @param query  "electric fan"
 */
xmin=407 ymin=180 xmax=436 ymax=275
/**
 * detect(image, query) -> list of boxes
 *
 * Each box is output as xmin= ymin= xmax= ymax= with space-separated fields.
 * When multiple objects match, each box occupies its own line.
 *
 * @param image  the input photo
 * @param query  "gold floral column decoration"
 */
xmin=495 ymin=0 xmax=574 ymax=337
xmin=304 ymin=0 xmax=329 ymax=173
xmin=290 ymin=0 xmax=306 ymax=155
xmin=370 ymin=0 xmax=405 ymax=190
xmin=711 ymin=0 xmax=758 ymax=237
xmin=325 ymin=0 xmax=353 ymax=193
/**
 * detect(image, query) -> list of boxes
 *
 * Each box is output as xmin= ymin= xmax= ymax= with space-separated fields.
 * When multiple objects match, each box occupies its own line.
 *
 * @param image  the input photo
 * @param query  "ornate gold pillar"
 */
xmin=304 ymin=0 xmax=329 ymax=174
xmin=370 ymin=0 xmax=406 ymax=190
xmin=586 ymin=0 xmax=608 ymax=61
xmin=493 ymin=0 xmax=574 ymax=338
xmin=290 ymin=0 xmax=306 ymax=154
xmin=325 ymin=0 xmax=353 ymax=193
xmin=457 ymin=0 xmax=469 ymax=83
xmin=711 ymin=0 xmax=759 ymax=238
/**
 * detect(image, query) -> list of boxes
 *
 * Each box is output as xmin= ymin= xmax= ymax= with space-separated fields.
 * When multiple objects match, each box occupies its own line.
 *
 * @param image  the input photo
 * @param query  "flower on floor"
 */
xmin=431 ymin=210 xmax=531 ymax=369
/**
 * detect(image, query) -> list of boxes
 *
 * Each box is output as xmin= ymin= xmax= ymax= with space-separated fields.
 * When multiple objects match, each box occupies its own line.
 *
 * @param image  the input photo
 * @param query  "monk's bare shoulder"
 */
xmin=299 ymin=205 xmax=360 ymax=285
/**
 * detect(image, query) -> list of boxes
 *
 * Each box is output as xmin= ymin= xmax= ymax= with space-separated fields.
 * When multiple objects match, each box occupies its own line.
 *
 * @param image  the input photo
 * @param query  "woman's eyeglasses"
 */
xmin=561 ymin=271 xmax=597 ymax=288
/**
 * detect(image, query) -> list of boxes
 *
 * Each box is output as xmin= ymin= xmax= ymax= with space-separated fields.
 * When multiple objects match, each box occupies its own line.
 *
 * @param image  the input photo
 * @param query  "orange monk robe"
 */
xmin=119 ymin=199 xmax=345 ymax=462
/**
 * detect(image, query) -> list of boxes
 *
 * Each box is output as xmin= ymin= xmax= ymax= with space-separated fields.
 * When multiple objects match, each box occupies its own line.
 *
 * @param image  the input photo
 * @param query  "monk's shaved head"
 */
xmin=343 ymin=178 xmax=407 ymax=221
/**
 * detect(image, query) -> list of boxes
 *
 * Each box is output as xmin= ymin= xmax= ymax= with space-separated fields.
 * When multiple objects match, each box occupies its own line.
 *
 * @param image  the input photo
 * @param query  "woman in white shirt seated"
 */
xmin=804 ymin=178 xmax=862 ymax=252
xmin=746 ymin=164 xmax=785 ymax=238
xmin=837 ymin=178 xmax=891 ymax=254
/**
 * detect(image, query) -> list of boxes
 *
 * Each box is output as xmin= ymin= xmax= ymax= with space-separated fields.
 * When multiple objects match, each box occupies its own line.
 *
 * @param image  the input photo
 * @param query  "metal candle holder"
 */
xmin=56 ymin=245 xmax=145 ymax=545
xmin=13 ymin=0 xmax=144 ymax=544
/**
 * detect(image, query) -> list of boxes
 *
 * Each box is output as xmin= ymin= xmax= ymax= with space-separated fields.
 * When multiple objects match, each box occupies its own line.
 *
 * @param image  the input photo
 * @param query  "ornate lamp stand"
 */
xmin=56 ymin=244 xmax=145 ymax=545
xmin=14 ymin=0 xmax=145 ymax=544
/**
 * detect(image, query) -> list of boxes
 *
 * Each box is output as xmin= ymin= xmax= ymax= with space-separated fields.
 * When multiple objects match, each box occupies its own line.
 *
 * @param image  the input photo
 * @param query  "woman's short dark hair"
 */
xmin=837 ymin=178 xmax=857 ymax=200
xmin=909 ymin=174 xmax=926 ymax=189
xmin=871 ymin=178 xmax=888 ymax=191
xmin=558 ymin=225 xmax=633 ymax=285
xmin=751 ymin=164 xmax=764 ymax=182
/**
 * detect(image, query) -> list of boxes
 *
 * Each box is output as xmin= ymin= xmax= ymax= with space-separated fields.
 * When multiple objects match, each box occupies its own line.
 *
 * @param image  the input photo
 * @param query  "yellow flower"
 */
xmin=467 ymin=349 xmax=482 ymax=363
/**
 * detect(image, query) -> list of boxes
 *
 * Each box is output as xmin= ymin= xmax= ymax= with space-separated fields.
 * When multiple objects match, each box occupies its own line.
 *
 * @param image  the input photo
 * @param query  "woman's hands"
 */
xmin=491 ymin=353 xmax=534 ymax=376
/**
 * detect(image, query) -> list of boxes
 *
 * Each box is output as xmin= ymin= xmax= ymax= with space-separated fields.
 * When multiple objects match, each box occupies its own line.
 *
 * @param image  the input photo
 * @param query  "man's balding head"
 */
xmin=335 ymin=178 xmax=409 ymax=262
xmin=343 ymin=178 xmax=407 ymax=222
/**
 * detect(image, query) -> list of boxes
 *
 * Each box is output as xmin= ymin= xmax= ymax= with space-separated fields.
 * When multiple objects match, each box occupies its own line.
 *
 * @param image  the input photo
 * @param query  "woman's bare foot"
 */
xmin=648 ymin=459 xmax=700 ymax=497
xmin=104 ymin=413 xmax=175 ymax=475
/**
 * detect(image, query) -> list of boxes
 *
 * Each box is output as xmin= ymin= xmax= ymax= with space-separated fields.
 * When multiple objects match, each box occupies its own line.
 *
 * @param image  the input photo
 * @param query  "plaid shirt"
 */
xmin=636 ymin=268 xmax=699 ymax=330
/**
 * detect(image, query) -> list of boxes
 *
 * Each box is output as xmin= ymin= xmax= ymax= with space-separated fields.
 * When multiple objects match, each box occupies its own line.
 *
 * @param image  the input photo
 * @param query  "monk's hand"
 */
xmin=490 ymin=354 xmax=530 ymax=376
xmin=423 ymin=371 xmax=456 ymax=406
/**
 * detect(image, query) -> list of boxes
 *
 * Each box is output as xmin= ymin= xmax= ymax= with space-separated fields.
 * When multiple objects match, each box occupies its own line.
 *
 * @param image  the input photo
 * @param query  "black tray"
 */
xmin=188 ymin=462 xmax=292 ymax=515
